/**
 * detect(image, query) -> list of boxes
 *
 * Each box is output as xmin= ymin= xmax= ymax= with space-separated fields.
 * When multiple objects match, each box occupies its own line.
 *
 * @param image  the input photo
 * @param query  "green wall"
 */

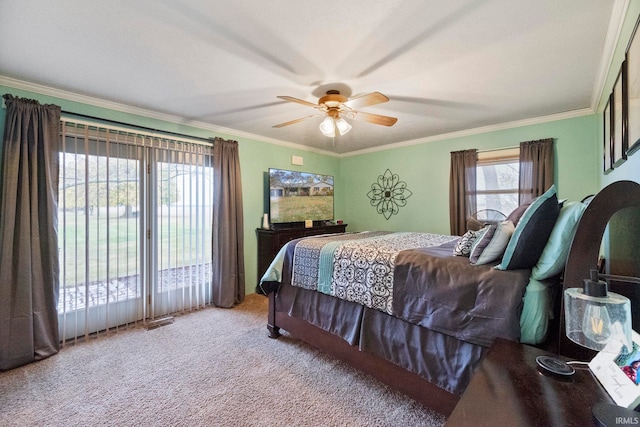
xmin=340 ymin=114 xmax=599 ymax=235
xmin=228 ymin=140 xmax=342 ymax=292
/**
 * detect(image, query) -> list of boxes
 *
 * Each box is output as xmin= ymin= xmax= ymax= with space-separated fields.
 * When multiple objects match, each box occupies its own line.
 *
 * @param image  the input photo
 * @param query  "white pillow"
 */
xmin=469 ymin=220 xmax=515 ymax=265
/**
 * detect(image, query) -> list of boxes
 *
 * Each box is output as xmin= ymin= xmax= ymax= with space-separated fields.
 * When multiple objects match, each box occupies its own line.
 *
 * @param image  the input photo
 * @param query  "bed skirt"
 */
xmin=271 ymin=281 xmax=489 ymax=413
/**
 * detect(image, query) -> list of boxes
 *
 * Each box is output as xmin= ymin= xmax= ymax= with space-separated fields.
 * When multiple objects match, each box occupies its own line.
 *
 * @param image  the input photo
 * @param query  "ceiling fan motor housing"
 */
xmin=319 ymin=90 xmax=347 ymax=108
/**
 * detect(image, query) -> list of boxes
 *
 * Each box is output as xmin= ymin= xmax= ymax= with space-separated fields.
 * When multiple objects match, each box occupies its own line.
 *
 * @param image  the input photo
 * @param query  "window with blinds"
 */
xmin=58 ymin=120 xmax=214 ymax=342
xmin=476 ymin=148 xmax=520 ymax=216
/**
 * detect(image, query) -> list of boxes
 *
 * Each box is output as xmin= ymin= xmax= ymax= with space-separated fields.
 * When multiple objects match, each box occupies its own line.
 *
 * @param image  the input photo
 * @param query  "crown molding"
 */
xmin=590 ymin=0 xmax=629 ymax=111
xmin=1 ymin=75 xmax=594 ymax=159
xmin=0 ymin=75 xmax=339 ymax=157
xmin=339 ymin=108 xmax=594 ymax=157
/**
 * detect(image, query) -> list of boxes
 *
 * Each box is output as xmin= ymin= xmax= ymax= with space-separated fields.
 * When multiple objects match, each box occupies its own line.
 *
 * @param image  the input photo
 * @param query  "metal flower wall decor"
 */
xmin=366 ymin=169 xmax=413 ymax=220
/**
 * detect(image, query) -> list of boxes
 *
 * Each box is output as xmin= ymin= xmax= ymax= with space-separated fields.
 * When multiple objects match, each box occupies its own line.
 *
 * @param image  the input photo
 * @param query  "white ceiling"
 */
xmin=0 ymin=0 xmax=621 ymax=154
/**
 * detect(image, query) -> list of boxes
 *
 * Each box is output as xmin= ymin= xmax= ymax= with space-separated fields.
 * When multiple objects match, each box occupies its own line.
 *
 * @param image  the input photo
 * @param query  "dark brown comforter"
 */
xmin=392 ymin=240 xmax=530 ymax=346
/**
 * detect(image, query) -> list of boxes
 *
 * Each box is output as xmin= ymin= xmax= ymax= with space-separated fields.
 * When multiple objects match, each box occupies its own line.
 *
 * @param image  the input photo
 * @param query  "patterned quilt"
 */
xmin=289 ymin=231 xmax=457 ymax=314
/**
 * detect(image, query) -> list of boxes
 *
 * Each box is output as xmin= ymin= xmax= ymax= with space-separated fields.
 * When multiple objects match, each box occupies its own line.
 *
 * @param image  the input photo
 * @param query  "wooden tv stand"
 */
xmin=256 ymin=223 xmax=347 ymax=285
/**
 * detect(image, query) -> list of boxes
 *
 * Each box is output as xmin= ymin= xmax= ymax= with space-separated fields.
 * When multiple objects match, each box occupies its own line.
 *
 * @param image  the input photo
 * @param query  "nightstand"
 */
xmin=445 ymin=338 xmax=614 ymax=427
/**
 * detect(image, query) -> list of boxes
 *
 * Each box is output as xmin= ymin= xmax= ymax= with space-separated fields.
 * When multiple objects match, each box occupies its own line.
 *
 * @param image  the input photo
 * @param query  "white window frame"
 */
xmin=476 ymin=147 xmax=520 ymax=215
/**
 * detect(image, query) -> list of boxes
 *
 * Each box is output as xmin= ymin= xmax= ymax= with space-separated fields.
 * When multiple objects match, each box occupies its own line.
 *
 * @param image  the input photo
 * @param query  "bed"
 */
xmin=258 ymin=182 xmax=638 ymax=416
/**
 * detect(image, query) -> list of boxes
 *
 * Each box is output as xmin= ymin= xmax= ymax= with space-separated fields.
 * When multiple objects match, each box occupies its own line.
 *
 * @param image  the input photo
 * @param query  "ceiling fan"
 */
xmin=273 ymin=90 xmax=398 ymax=137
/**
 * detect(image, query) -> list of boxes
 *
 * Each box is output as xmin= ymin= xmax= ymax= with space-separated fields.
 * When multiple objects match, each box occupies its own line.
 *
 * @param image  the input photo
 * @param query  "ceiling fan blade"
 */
xmin=277 ymin=95 xmax=318 ymax=108
xmin=272 ymin=115 xmax=319 ymax=128
xmin=351 ymin=111 xmax=397 ymax=127
xmin=343 ymin=92 xmax=389 ymax=109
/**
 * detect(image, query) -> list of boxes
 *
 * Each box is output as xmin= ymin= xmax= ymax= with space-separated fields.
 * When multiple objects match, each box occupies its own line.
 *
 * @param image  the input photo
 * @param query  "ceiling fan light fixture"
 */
xmin=321 ymin=128 xmax=335 ymax=137
xmin=335 ymin=117 xmax=352 ymax=135
xmin=319 ymin=116 xmax=336 ymax=137
xmin=274 ymin=90 xmax=397 ymax=135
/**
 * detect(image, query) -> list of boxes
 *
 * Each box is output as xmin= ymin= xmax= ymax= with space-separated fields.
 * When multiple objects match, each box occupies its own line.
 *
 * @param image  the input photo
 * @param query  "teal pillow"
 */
xmin=531 ymin=201 xmax=586 ymax=280
xmin=519 ymin=278 xmax=551 ymax=344
xmin=497 ymin=185 xmax=560 ymax=270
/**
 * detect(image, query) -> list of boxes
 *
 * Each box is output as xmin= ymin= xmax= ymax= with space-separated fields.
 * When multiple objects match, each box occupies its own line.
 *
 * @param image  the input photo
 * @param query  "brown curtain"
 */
xmin=212 ymin=138 xmax=245 ymax=308
xmin=519 ymin=138 xmax=554 ymax=204
xmin=0 ymin=95 xmax=61 ymax=370
xmin=449 ymin=149 xmax=477 ymax=236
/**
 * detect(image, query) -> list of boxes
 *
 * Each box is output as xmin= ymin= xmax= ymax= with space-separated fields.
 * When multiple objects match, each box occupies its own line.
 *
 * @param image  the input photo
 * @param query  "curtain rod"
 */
xmin=61 ymin=110 xmax=213 ymax=144
xmin=477 ymin=145 xmax=519 ymax=153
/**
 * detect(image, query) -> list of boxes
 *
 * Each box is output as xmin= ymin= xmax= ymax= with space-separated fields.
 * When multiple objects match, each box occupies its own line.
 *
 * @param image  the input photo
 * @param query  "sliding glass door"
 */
xmin=151 ymin=149 xmax=214 ymax=316
xmin=58 ymin=122 xmax=213 ymax=342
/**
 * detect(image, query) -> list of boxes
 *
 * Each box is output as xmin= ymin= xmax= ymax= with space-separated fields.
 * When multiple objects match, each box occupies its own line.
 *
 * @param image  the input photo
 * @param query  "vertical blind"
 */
xmin=58 ymin=120 xmax=214 ymax=343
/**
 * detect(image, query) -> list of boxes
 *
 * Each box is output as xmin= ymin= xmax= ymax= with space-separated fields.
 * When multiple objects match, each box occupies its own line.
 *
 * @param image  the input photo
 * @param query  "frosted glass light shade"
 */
xmin=335 ymin=118 xmax=352 ymax=135
xmin=319 ymin=116 xmax=335 ymax=137
xmin=564 ymin=287 xmax=632 ymax=353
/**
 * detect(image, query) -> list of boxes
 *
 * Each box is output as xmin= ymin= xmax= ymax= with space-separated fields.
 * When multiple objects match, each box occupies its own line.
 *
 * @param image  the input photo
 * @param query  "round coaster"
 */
xmin=535 ymin=355 xmax=576 ymax=376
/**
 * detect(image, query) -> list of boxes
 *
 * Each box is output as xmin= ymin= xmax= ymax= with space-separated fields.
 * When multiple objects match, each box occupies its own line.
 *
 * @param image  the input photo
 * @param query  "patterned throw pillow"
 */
xmin=453 ymin=229 xmax=480 ymax=256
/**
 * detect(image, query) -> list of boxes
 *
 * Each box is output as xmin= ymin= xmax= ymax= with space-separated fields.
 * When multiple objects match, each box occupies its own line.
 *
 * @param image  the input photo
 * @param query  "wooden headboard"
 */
xmin=559 ymin=180 xmax=640 ymax=360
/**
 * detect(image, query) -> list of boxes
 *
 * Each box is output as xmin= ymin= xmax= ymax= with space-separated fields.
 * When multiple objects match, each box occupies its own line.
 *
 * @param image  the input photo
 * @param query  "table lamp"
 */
xmin=564 ymin=269 xmax=639 ymax=427
xmin=564 ymin=269 xmax=633 ymax=354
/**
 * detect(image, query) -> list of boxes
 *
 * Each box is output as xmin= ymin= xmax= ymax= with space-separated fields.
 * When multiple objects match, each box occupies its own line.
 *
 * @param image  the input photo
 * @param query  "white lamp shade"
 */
xmin=335 ymin=117 xmax=352 ymax=135
xmin=564 ymin=287 xmax=632 ymax=353
xmin=319 ymin=116 xmax=335 ymax=137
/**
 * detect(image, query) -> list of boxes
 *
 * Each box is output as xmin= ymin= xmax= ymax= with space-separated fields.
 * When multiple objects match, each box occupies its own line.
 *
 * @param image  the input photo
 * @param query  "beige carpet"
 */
xmin=0 ymin=294 xmax=446 ymax=427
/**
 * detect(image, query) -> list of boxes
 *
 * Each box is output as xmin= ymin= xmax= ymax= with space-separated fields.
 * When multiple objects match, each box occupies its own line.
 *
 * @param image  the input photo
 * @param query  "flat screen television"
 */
xmin=269 ymin=168 xmax=334 ymax=224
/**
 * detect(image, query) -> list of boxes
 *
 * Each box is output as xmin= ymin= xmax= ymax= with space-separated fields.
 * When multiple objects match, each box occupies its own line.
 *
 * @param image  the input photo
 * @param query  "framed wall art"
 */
xmin=626 ymin=13 xmax=640 ymax=157
xmin=603 ymin=94 xmax=613 ymax=174
xmin=612 ymin=66 xmax=627 ymax=167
